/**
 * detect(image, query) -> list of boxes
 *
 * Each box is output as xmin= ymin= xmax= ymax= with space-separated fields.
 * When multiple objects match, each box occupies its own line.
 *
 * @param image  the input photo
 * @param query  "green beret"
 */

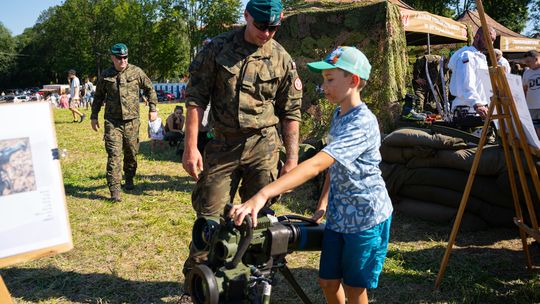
xmin=246 ymin=0 xmax=283 ymax=25
xmin=111 ymin=43 xmax=128 ymax=56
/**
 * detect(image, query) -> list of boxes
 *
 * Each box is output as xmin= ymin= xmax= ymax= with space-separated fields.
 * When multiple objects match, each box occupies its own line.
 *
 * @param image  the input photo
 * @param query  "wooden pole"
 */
xmin=0 ymin=276 xmax=14 ymax=304
xmin=434 ymin=99 xmax=496 ymax=288
xmin=435 ymin=0 xmax=540 ymax=288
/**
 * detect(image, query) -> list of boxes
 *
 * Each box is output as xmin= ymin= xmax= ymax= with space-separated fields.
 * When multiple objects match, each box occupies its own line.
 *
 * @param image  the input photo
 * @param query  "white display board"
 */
xmin=478 ymin=69 xmax=540 ymax=150
xmin=0 ymin=102 xmax=72 ymax=268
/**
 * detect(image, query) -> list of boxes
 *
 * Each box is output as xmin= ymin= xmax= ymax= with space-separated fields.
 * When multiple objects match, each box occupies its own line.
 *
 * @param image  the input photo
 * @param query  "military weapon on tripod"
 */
xmin=187 ymin=204 xmax=325 ymax=304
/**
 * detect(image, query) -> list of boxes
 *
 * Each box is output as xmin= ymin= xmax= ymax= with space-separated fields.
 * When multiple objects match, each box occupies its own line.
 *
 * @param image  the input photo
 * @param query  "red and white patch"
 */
xmin=294 ymin=77 xmax=303 ymax=91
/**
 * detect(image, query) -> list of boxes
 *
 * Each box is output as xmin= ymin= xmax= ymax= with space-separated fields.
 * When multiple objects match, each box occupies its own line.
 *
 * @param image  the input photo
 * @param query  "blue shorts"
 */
xmin=319 ymin=216 xmax=392 ymax=288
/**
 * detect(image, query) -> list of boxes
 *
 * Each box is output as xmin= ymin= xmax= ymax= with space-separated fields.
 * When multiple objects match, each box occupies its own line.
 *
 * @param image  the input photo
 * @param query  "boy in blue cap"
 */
xmin=230 ymin=46 xmax=393 ymax=304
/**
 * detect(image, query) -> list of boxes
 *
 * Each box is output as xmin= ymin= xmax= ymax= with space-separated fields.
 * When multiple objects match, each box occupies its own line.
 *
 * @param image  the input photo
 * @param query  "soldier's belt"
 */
xmin=213 ymin=125 xmax=275 ymax=142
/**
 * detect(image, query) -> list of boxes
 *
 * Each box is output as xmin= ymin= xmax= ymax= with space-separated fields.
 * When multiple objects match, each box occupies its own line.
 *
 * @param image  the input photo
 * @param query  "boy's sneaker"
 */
xmin=123 ymin=177 xmax=135 ymax=191
xmin=79 ymin=114 xmax=86 ymax=123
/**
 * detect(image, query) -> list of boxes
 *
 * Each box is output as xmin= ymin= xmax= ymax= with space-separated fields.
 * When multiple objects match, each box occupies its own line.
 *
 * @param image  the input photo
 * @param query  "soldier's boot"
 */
xmin=110 ymin=189 xmax=122 ymax=203
xmin=123 ymin=176 xmax=135 ymax=191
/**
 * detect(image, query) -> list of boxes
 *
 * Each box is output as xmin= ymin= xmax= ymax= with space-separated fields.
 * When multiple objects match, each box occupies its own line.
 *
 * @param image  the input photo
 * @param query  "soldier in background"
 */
xmin=181 ymin=0 xmax=303 ymax=290
xmin=412 ymin=54 xmax=449 ymax=113
xmin=90 ymin=43 xmax=158 ymax=202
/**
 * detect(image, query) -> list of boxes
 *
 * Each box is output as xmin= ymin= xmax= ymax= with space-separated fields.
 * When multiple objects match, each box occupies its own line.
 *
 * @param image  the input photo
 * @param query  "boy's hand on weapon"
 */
xmin=91 ymin=119 xmax=100 ymax=131
xmin=229 ymin=193 xmax=267 ymax=228
xmin=311 ymin=209 xmax=326 ymax=224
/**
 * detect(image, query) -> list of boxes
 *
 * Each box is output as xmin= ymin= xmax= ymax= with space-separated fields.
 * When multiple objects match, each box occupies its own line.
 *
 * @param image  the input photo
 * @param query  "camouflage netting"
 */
xmin=276 ymin=0 xmax=408 ymax=139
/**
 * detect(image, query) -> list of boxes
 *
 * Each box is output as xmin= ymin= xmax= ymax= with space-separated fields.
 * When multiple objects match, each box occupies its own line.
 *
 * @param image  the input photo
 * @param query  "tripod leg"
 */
xmin=278 ymin=266 xmax=313 ymax=304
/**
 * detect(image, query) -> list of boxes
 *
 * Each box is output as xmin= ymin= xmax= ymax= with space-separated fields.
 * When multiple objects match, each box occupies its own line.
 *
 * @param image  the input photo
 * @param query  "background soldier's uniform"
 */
xmin=186 ymin=27 xmax=302 ymax=217
xmin=91 ymin=64 xmax=157 ymax=194
xmin=412 ymin=55 xmax=449 ymax=113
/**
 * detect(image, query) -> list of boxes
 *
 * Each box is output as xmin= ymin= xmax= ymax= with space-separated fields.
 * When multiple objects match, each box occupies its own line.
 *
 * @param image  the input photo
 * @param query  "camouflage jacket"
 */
xmin=412 ymin=55 xmax=449 ymax=87
xmin=186 ymin=27 xmax=302 ymax=134
xmin=91 ymin=64 xmax=157 ymax=121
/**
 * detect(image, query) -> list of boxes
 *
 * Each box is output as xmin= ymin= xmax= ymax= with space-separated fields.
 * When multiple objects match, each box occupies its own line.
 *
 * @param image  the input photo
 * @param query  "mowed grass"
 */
xmin=1 ymin=103 xmax=539 ymax=303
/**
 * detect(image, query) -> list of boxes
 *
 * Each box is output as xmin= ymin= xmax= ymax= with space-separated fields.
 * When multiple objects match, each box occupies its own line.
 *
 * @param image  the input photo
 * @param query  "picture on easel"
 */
xmin=478 ymin=69 xmax=540 ymax=149
xmin=0 ymin=138 xmax=37 ymax=197
xmin=436 ymin=0 xmax=540 ymax=288
xmin=0 ymin=102 xmax=72 ymax=303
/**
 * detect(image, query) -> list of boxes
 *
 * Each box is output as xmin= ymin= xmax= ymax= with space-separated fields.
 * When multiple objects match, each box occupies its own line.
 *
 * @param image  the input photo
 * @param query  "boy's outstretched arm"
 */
xmin=229 ymin=151 xmax=335 ymax=227
xmin=312 ymin=172 xmax=329 ymax=224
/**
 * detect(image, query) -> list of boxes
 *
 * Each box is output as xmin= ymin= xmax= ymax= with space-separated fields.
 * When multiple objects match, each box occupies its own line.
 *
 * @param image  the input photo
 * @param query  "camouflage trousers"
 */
xmin=104 ymin=118 xmax=140 ymax=191
xmin=183 ymin=126 xmax=281 ymax=286
xmin=191 ymin=126 xmax=280 ymax=217
xmin=413 ymin=83 xmax=436 ymax=113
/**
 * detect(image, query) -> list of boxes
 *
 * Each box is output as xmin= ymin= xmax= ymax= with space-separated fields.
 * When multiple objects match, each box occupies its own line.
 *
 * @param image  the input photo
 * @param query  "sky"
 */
xmin=0 ymin=0 xmax=64 ymax=36
xmin=0 ymin=0 xmax=535 ymax=36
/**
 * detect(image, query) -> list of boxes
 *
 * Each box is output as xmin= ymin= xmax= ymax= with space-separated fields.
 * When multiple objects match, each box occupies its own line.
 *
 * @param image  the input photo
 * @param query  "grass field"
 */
xmin=1 ymin=104 xmax=540 ymax=303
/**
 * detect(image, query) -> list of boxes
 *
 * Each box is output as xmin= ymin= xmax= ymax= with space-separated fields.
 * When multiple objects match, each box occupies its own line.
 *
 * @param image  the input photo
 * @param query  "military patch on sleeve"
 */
xmin=294 ymin=77 xmax=302 ymax=91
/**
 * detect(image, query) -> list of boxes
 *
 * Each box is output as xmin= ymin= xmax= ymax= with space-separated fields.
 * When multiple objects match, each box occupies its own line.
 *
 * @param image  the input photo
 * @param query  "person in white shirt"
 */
xmin=522 ymin=50 xmax=540 ymax=138
xmin=68 ymin=69 xmax=86 ymax=123
xmin=448 ymin=27 xmax=496 ymax=119
xmin=494 ymin=48 xmax=511 ymax=73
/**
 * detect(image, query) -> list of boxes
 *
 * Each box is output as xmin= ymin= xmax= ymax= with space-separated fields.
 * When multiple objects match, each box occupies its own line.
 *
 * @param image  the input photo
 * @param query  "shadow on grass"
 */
xmin=1 ymin=266 xmax=183 ymax=303
xmin=257 ymin=266 xmax=323 ymax=304
xmin=64 ymin=174 xmax=195 ymax=200
xmin=139 ymin=140 xmax=182 ymax=162
xmin=380 ymin=244 xmax=540 ymax=303
xmin=388 ymin=209 xmax=525 ymax=246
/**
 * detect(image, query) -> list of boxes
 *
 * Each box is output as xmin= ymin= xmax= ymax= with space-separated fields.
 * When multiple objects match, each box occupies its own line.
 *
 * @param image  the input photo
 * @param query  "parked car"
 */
xmin=2 ymin=95 xmax=15 ymax=103
xmin=14 ymin=95 xmax=28 ymax=103
xmin=156 ymin=90 xmax=174 ymax=102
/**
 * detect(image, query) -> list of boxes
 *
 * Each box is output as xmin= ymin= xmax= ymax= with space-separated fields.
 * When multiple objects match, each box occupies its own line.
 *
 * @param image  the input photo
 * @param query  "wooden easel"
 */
xmin=0 ymin=275 xmax=14 ymax=304
xmin=435 ymin=0 xmax=540 ymax=288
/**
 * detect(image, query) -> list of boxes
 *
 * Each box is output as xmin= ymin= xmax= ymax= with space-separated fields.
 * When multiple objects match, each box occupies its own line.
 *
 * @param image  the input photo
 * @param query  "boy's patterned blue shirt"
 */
xmin=322 ymin=103 xmax=393 ymax=233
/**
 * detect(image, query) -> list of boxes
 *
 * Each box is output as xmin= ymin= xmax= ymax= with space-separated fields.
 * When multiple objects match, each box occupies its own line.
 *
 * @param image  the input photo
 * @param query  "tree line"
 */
xmin=1 ymin=0 xmax=539 ymax=90
xmin=0 ymin=0 xmax=241 ymax=89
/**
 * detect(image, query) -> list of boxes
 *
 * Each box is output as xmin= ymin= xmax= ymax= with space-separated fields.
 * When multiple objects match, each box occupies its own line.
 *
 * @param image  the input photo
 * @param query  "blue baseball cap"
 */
xmin=307 ymin=46 xmax=372 ymax=80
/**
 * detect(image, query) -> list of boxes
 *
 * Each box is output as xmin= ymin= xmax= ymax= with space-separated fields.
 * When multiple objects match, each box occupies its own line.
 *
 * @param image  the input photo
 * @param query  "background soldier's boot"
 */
xmin=110 ymin=189 xmax=121 ymax=202
xmin=123 ymin=176 xmax=135 ymax=190
xmin=401 ymin=94 xmax=426 ymax=121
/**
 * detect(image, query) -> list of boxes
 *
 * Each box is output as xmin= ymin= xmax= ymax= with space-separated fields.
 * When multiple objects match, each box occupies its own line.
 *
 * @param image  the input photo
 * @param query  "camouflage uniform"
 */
xmin=186 ymin=27 xmax=302 ymax=217
xmin=182 ymin=27 xmax=302 ymax=282
xmin=91 ymin=64 xmax=157 ymax=193
xmin=412 ymin=55 xmax=449 ymax=113
xmin=182 ymin=0 xmax=301 ymax=292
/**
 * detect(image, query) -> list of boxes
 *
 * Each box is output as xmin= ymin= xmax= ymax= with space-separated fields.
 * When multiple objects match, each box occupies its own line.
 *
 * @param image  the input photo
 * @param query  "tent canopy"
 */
xmin=457 ymin=10 xmax=540 ymax=53
xmin=390 ymin=0 xmax=468 ymax=45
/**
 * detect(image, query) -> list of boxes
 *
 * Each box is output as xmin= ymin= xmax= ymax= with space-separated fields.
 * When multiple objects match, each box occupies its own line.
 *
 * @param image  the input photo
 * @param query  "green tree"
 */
xmin=5 ymin=0 xmax=192 ymax=87
xmin=405 ymin=0 xmax=455 ymax=18
xmin=0 ymin=22 xmax=16 ymax=85
xmin=447 ymin=0 xmax=476 ymax=17
xmin=527 ymin=0 xmax=540 ymax=35
xmin=483 ymin=0 xmax=532 ymax=33
xmin=179 ymin=0 xmax=241 ymax=61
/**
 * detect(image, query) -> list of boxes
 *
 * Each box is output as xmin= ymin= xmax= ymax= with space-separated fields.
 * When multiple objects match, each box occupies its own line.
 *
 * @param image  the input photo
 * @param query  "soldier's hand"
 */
xmin=182 ymin=148 xmax=203 ymax=180
xmin=279 ymin=158 xmax=298 ymax=177
xmin=91 ymin=119 xmax=100 ymax=132
xmin=474 ymin=103 xmax=488 ymax=119
xmin=415 ymin=78 xmax=427 ymax=86
xmin=149 ymin=111 xmax=158 ymax=122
